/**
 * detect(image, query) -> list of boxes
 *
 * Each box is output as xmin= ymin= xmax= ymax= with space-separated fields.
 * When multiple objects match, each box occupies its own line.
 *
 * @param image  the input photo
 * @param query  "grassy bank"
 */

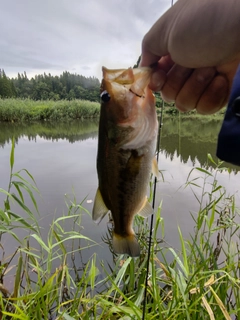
xmin=159 ymin=105 xmax=226 ymax=121
xmin=0 ymin=98 xmax=100 ymax=122
xmin=0 ymin=98 xmax=226 ymax=123
xmin=0 ymin=140 xmax=239 ymax=319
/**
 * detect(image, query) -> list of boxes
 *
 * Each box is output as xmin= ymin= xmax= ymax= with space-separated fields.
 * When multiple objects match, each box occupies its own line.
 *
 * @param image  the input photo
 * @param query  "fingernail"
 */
xmin=150 ymin=71 xmax=166 ymax=91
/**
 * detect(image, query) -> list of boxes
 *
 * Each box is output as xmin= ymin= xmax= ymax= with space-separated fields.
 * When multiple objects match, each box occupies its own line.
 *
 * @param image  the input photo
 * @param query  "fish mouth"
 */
xmin=100 ymin=66 xmax=157 ymax=149
xmin=102 ymin=66 xmax=152 ymax=98
xmin=129 ymin=87 xmax=143 ymax=98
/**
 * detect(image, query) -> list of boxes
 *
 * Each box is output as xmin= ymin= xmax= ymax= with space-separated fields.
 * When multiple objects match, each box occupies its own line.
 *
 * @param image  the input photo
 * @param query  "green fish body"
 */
xmin=93 ymin=67 xmax=158 ymax=257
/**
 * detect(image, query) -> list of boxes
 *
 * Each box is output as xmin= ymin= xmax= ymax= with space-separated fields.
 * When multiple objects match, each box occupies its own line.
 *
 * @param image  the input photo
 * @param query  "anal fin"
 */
xmin=138 ymin=196 xmax=154 ymax=218
xmin=92 ymin=188 xmax=109 ymax=223
xmin=152 ymin=157 xmax=160 ymax=179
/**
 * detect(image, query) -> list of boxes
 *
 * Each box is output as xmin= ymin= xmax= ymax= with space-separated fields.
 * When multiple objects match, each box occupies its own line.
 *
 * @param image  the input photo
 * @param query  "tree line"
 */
xmin=0 ymin=69 xmax=100 ymax=101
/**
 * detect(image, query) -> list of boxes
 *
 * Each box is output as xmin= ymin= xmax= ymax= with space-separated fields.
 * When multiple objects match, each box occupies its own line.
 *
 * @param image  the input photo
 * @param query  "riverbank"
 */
xmin=160 ymin=105 xmax=226 ymax=121
xmin=0 ymin=98 xmax=100 ymax=122
xmin=0 ymin=98 xmax=226 ymax=123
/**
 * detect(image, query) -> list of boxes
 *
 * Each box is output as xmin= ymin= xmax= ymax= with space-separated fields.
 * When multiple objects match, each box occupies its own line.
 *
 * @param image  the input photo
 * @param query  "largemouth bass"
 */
xmin=92 ymin=67 xmax=158 ymax=257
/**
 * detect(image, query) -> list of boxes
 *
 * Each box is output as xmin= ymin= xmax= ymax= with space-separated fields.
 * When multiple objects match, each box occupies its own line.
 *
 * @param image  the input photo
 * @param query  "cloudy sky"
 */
xmin=0 ymin=0 xmax=171 ymax=80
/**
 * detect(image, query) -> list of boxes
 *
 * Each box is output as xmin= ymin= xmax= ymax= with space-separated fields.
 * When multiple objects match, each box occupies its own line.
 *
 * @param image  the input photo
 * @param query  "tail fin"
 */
xmin=112 ymin=232 xmax=140 ymax=257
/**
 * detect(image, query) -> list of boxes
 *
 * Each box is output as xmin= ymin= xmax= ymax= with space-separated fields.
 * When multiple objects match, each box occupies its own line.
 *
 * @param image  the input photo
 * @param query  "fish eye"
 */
xmin=100 ymin=90 xmax=111 ymax=102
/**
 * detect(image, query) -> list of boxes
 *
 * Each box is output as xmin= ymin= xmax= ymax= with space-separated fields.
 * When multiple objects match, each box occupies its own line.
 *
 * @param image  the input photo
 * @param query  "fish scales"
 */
xmin=92 ymin=66 xmax=158 ymax=257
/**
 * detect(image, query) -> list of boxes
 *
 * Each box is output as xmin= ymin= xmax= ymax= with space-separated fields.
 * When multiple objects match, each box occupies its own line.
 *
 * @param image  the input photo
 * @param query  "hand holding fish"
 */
xmin=140 ymin=0 xmax=240 ymax=114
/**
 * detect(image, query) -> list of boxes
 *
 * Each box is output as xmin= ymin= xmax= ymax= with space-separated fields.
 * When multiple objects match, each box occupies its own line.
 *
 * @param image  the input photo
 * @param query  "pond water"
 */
xmin=0 ymin=117 xmax=240 ymax=274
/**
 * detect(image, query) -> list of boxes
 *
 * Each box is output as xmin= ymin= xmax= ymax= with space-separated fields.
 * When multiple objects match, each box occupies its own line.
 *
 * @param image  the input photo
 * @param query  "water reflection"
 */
xmin=0 ymin=118 xmax=238 ymax=172
xmin=0 ymin=120 xmax=99 ymax=147
xmin=160 ymin=117 xmax=238 ymax=172
xmin=0 ymin=118 xmax=239 ymax=289
xmin=160 ymin=118 xmax=222 ymax=167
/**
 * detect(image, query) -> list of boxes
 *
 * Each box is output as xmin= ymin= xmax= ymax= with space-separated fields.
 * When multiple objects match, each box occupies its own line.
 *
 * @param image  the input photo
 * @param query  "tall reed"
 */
xmin=0 ymin=98 xmax=100 ymax=122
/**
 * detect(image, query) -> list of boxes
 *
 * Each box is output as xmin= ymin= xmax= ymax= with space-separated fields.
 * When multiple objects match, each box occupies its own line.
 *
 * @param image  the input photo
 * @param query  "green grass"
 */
xmin=0 ymin=141 xmax=239 ymax=319
xmin=0 ymin=98 xmax=100 ymax=122
xmin=0 ymin=98 xmax=226 ymax=123
xmin=159 ymin=105 xmax=226 ymax=121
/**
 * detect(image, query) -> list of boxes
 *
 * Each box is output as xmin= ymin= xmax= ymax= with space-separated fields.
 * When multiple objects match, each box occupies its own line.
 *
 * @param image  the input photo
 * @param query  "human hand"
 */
xmin=140 ymin=0 xmax=240 ymax=114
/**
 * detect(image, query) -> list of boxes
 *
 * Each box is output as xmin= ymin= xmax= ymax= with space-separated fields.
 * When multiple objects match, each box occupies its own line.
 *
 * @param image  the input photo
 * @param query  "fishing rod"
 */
xmin=142 ymin=99 xmax=164 ymax=320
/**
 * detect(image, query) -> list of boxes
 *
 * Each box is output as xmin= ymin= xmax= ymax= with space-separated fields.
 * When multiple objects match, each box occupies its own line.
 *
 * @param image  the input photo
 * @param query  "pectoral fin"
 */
xmin=152 ymin=157 xmax=160 ymax=179
xmin=92 ymin=188 xmax=109 ymax=223
xmin=138 ymin=197 xmax=154 ymax=218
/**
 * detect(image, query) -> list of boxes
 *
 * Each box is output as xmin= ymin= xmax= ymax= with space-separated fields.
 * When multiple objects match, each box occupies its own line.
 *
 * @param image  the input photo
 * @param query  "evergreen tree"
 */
xmin=0 ymin=69 xmax=16 ymax=98
xmin=10 ymin=70 xmax=101 ymax=101
xmin=133 ymin=56 xmax=141 ymax=68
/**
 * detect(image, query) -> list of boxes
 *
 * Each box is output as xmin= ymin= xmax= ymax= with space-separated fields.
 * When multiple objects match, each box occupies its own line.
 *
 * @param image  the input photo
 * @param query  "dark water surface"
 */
xmin=0 ymin=118 xmax=239 ymax=275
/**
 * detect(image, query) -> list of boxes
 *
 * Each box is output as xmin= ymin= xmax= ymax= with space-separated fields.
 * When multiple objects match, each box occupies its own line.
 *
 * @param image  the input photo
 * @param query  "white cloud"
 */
xmin=0 ymin=0 xmax=171 ymax=80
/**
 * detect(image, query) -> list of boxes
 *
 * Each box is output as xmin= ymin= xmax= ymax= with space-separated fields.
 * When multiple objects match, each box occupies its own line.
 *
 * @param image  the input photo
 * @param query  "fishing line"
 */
xmin=142 ymin=1 xmax=173 ymax=318
xmin=142 ymin=100 xmax=164 ymax=320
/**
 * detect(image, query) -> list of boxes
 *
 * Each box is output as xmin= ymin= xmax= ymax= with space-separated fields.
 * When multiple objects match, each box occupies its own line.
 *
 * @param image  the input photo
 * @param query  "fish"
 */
xmin=92 ymin=66 xmax=159 ymax=257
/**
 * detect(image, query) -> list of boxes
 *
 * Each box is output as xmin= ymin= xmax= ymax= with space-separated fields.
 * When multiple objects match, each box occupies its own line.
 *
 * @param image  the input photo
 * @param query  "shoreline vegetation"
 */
xmin=0 ymin=68 xmax=226 ymax=123
xmin=0 ymin=98 xmax=226 ymax=123
xmin=0 ymin=142 xmax=239 ymax=319
xmin=0 ymin=98 xmax=101 ymax=122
